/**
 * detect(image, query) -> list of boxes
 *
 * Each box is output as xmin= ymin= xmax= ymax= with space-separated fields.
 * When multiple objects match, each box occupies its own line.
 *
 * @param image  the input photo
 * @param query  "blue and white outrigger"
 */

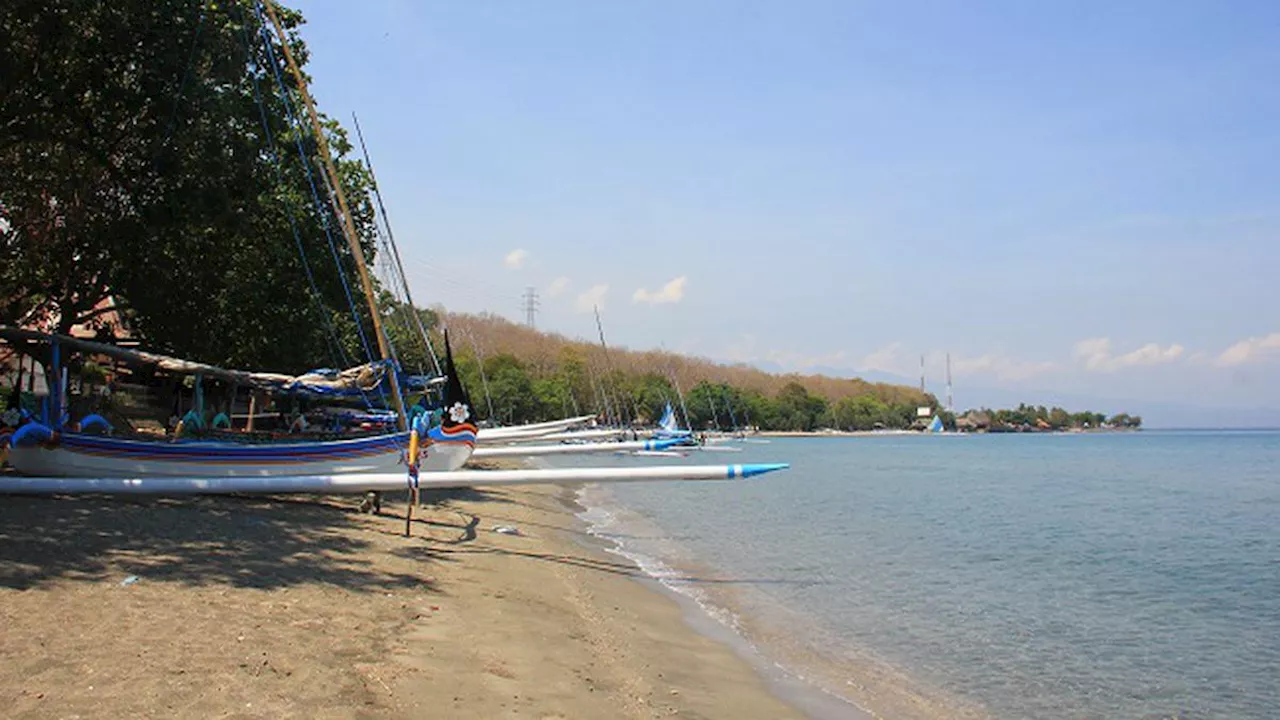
xmin=0 ymin=329 xmax=789 ymax=495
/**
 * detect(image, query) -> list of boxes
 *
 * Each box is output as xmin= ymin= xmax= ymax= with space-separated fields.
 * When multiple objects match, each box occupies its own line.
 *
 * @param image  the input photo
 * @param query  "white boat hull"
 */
xmin=5 ymin=427 xmax=474 ymax=478
xmin=476 ymin=414 xmax=596 ymax=441
xmin=472 ymin=438 xmax=678 ymax=459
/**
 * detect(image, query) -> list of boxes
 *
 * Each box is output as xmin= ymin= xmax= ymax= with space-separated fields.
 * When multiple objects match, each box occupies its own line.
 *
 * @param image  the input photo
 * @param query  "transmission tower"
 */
xmin=946 ymin=353 xmax=954 ymax=412
xmin=522 ymin=287 xmax=539 ymax=328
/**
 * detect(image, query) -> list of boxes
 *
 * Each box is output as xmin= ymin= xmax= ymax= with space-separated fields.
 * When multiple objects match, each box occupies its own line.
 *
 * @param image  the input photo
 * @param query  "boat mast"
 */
xmin=672 ymin=375 xmax=693 ymax=432
xmin=466 ymin=331 xmax=497 ymax=423
xmin=351 ymin=111 xmax=441 ymax=377
xmin=723 ymin=388 xmax=739 ymax=432
xmin=262 ymin=1 xmax=408 ymax=431
xmin=593 ymin=305 xmax=631 ymax=425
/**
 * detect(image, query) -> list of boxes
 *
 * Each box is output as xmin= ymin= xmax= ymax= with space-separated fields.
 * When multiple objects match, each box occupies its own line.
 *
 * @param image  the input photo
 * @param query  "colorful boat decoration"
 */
xmin=2 ymin=329 xmax=479 ymax=479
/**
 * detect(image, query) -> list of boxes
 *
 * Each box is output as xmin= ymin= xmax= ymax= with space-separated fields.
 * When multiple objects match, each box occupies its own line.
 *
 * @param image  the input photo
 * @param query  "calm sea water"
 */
xmin=572 ymin=432 xmax=1280 ymax=719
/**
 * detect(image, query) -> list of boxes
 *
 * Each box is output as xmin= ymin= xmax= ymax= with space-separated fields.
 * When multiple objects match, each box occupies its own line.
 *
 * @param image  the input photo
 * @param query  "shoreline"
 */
xmin=756 ymin=428 xmax=1141 ymax=437
xmin=0 ymin=485 xmax=810 ymax=718
xmin=564 ymin=484 xmax=873 ymax=720
xmin=571 ymin=483 xmax=991 ymax=720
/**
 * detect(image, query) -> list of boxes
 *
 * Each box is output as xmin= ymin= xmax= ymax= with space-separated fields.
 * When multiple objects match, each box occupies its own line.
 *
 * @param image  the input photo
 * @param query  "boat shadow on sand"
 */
xmin=0 ymin=493 xmax=440 ymax=593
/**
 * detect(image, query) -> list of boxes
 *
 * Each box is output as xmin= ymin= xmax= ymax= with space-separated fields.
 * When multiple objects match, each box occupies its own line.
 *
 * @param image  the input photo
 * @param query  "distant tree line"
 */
xmin=444 ymin=350 xmax=938 ymax=432
xmin=959 ymin=404 xmax=1142 ymax=431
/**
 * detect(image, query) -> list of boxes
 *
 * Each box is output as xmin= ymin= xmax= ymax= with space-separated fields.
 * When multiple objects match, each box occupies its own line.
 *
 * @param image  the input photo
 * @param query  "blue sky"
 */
xmin=298 ymin=1 xmax=1280 ymax=425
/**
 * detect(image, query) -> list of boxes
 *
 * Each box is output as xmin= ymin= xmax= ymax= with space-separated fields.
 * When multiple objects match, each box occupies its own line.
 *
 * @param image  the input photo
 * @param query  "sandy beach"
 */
xmin=0 ymin=480 xmax=807 ymax=719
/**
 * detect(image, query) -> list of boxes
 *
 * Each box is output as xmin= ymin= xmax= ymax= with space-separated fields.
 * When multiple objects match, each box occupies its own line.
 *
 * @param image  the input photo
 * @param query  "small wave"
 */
xmin=572 ymin=486 xmax=889 ymax=720
xmin=574 ymin=486 xmax=746 ymax=632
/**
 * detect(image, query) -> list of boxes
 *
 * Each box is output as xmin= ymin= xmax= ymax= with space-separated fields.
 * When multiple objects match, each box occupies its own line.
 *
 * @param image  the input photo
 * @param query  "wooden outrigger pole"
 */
xmin=261 ymin=1 xmax=408 ymax=434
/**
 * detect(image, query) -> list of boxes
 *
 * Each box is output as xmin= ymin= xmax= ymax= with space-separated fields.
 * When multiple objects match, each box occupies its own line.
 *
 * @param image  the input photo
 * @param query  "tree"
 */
xmin=833 ymin=394 xmax=888 ymax=430
xmin=685 ymin=382 xmax=721 ymax=430
xmin=738 ymin=390 xmax=776 ymax=430
xmin=531 ymin=376 xmax=573 ymax=421
xmin=382 ymin=296 xmax=440 ymax=375
xmin=1108 ymin=413 xmax=1141 ymax=429
xmin=1 ymin=1 xmax=380 ymax=373
xmin=774 ymin=382 xmax=828 ymax=431
xmin=630 ymin=374 xmax=675 ymax=425
xmin=483 ymin=354 xmax=536 ymax=424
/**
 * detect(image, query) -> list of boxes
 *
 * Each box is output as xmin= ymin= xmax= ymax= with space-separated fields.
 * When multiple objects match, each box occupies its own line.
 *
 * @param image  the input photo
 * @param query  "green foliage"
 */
xmin=629 ymin=374 xmax=676 ymax=424
xmin=483 ymin=354 xmax=537 ymax=424
xmin=832 ymin=394 xmax=891 ymax=430
xmin=531 ymin=376 xmax=574 ymax=421
xmin=961 ymin=405 xmax=1141 ymax=431
xmin=771 ymin=382 xmax=828 ymax=431
xmin=1107 ymin=413 xmax=1142 ymax=429
xmin=381 ymin=296 xmax=439 ymax=374
xmin=1 ymin=0 xmax=379 ymax=373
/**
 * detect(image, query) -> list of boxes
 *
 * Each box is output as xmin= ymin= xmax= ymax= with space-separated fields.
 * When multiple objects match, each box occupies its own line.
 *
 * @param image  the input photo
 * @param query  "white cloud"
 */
xmin=547 ymin=276 xmax=569 ymax=297
xmin=503 ymin=249 xmax=528 ymax=269
xmin=866 ymin=346 xmax=1055 ymax=382
xmin=722 ymin=340 xmax=1054 ymax=384
xmin=632 ymin=276 xmax=687 ymax=305
xmin=1072 ymin=337 xmax=1185 ymax=372
xmin=575 ymin=284 xmax=608 ymax=313
xmin=719 ymin=335 xmax=854 ymax=372
xmin=860 ymin=342 xmax=907 ymax=375
xmin=948 ymin=353 xmax=1056 ymax=382
xmin=1215 ymin=332 xmax=1280 ymax=367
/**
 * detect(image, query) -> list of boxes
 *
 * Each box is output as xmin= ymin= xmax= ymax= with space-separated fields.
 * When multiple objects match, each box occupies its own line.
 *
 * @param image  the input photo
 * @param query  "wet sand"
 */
xmin=0 ymin=484 xmax=806 ymax=719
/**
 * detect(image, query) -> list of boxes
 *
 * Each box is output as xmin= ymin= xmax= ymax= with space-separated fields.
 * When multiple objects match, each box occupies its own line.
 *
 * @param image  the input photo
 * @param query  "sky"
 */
xmin=297 ymin=0 xmax=1280 ymax=426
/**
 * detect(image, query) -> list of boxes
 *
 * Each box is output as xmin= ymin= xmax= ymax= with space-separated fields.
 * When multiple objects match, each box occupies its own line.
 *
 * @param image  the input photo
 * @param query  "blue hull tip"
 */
xmin=733 ymin=463 xmax=791 ymax=479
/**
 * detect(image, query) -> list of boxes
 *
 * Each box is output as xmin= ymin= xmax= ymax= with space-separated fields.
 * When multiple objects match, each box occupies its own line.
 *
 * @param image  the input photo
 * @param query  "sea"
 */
xmin=569 ymin=431 xmax=1280 ymax=720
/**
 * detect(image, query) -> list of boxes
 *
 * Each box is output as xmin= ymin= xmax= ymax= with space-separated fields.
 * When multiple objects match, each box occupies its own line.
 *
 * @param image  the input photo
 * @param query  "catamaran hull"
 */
xmin=6 ymin=427 xmax=474 ymax=478
xmin=476 ymin=414 xmax=597 ymax=441
xmin=471 ymin=438 xmax=680 ymax=459
xmin=500 ymin=428 xmax=627 ymax=444
xmin=0 ymin=463 xmax=790 ymax=495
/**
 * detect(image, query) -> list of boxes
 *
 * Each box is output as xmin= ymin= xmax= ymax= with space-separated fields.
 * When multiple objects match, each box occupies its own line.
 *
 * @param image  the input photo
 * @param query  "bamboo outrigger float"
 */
xmin=0 ymin=463 xmax=790 ymax=495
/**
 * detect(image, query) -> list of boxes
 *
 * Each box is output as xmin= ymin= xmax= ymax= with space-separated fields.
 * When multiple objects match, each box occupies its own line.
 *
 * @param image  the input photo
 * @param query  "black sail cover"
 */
xmin=438 ymin=329 xmax=476 ymax=432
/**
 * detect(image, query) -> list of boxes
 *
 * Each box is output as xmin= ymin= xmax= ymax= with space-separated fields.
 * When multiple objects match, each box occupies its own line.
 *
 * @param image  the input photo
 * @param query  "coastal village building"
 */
xmin=2 ymin=295 xmax=135 ymax=402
